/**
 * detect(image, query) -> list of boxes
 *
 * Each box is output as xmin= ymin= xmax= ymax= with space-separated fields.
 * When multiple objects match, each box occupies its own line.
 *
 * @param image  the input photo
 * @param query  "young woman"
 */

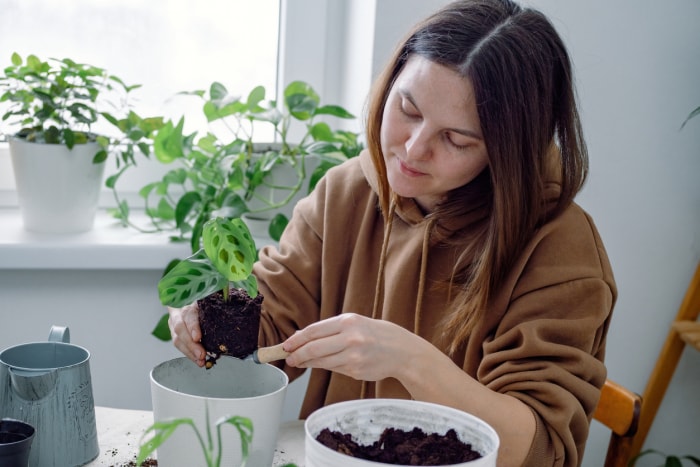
xmin=169 ymin=1 xmax=616 ymax=465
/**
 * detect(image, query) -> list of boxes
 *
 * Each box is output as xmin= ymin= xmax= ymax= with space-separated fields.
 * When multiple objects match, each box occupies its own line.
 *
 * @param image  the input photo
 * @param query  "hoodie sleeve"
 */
xmin=253 ymin=156 xmax=373 ymax=383
xmin=253 ymin=175 xmax=327 ymax=382
xmin=471 ymin=205 xmax=617 ymax=467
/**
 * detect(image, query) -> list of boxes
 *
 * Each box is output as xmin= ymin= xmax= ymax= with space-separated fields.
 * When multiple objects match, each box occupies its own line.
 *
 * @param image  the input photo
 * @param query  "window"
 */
xmin=0 ymin=0 xmax=424 ymax=208
xmin=0 ymin=0 xmax=280 ymax=121
xmin=0 ymin=0 xmax=281 ymax=205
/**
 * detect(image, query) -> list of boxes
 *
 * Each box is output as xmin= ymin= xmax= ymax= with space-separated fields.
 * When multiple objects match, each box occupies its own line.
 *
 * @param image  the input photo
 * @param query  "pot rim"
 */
xmin=150 ymin=356 xmax=289 ymax=401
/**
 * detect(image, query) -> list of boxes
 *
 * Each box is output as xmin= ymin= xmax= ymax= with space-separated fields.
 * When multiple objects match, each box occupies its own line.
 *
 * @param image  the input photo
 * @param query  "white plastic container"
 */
xmin=150 ymin=356 xmax=288 ymax=467
xmin=305 ymin=399 xmax=499 ymax=467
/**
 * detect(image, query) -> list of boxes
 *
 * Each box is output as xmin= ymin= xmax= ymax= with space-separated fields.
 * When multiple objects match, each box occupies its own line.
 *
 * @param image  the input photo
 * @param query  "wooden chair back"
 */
xmin=592 ymin=379 xmax=642 ymax=467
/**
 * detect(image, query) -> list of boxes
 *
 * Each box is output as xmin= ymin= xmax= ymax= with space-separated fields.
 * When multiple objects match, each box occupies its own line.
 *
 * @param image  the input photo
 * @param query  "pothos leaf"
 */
xmin=284 ymin=80 xmax=319 ymax=121
xmin=269 ymin=213 xmax=288 ymax=242
xmin=151 ymin=313 xmax=172 ymax=341
xmin=175 ymin=191 xmax=203 ymax=228
xmin=153 ymin=117 xmax=186 ymax=163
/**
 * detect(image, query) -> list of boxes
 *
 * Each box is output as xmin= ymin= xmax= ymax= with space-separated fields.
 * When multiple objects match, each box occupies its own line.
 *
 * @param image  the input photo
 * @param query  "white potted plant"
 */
xmin=0 ymin=52 xmax=163 ymax=233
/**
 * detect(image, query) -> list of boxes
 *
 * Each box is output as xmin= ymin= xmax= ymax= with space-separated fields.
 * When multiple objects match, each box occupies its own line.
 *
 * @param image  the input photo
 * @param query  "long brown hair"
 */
xmin=365 ymin=0 xmax=588 ymax=355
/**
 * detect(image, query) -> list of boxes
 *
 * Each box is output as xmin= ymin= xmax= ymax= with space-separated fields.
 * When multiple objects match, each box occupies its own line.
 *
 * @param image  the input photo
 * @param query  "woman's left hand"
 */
xmin=282 ymin=312 xmax=425 ymax=382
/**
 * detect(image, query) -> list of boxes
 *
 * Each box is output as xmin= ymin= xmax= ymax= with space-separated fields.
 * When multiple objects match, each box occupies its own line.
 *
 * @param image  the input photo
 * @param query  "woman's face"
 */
xmin=381 ymin=55 xmax=489 ymax=213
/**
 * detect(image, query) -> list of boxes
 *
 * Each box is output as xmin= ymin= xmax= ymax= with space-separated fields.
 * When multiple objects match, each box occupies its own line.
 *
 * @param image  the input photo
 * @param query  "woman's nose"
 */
xmin=405 ymin=126 xmax=431 ymax=161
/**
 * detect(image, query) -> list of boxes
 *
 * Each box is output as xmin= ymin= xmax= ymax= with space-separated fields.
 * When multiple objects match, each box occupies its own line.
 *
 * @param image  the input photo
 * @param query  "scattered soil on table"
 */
xmin=116 ymin=459 xmax=157 ymax=466
xmin=105 ymin=456 xmax=157 ymax=466
xmin=316 ymin=426 xmax=482 ymax=465
xmin=198 ymin=287 xmax=263 ymax=368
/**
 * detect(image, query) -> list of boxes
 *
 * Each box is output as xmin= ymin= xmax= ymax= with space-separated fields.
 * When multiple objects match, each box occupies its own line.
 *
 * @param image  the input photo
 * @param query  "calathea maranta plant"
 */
xmin=153 ymin=215 xmax=259 ymax=342
xmin=157 ymin=216 xmax=258 ymax=309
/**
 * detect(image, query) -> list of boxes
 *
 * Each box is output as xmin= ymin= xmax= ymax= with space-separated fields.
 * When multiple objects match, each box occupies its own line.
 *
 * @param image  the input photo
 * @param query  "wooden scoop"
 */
xmin=243 ymin=343 xmax=290 ymax=364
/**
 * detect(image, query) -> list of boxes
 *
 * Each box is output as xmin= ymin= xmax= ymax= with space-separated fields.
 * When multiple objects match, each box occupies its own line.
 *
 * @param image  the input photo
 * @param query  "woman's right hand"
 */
xmin=168 ymin=304 xmax=206 ymax=367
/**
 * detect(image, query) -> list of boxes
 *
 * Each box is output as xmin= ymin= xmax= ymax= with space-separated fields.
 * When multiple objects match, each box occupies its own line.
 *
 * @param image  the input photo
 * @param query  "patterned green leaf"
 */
xmin=202 ymin=217 xmax=256 ymax=282
xmin=157 ymin=249 xmax=228 ymax=307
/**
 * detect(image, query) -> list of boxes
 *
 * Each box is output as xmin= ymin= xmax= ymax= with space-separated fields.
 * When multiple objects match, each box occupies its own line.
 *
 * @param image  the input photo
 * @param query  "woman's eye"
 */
xmin=446 ymin=133 xmax=471 ymax=150
xmin=399 ymin=100 xmax=420 ymax=118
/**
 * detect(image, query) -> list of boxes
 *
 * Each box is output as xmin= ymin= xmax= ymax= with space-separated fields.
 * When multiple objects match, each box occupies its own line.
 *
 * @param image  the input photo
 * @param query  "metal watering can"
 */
xmin=0 ymin=326 xmax=99 ymax=466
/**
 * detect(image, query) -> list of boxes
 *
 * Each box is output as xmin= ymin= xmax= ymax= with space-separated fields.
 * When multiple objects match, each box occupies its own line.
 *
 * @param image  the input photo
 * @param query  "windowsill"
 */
xmin=0 ymin=207 xmax=191 ymax=270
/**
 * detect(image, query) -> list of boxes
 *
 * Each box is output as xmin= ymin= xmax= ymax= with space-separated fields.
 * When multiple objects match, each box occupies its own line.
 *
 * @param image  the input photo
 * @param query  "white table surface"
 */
xmin=89 ymin=406 xmax=305 ymax=466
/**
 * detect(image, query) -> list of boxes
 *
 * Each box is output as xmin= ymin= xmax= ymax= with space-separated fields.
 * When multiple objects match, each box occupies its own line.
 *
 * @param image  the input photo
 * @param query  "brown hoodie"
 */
xmin=255 ymin=149 xmax=616 ymax=467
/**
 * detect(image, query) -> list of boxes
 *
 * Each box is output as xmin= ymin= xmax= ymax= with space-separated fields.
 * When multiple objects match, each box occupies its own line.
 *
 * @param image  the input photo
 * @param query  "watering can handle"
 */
xmin=48 ymin=325 xmax=70 ymax=343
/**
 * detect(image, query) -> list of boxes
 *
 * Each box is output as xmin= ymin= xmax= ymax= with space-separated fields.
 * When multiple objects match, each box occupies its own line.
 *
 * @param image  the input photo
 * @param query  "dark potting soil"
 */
xmin=316 ymin=426 xmax=482 ymax=466
xmin=113 ymin=459 xmax=157 ymax=466
xmin=102 ymin=448 xmax=158 ymax=466
xmin=198 ymin=287 xmax=263 ymax=368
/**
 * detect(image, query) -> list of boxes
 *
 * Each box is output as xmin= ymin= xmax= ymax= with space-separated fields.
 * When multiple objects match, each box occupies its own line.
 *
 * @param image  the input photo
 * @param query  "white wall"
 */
xmin=0 ymin=1 xmax=698 ymax=465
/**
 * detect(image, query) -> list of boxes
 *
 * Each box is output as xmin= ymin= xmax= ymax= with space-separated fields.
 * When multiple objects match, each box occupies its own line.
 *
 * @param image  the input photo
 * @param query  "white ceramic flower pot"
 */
xmin=150 ymin=356 xmax=288 ymax=467
xmin=305 ymin=399 xmax=500 ymax=467
xmin=9 ymin=137 xmax=106 ymax=233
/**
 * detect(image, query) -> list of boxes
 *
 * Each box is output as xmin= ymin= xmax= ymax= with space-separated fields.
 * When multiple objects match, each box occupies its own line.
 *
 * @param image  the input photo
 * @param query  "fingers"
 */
xmin=282 ymin=313 xmax=415 ymax=382
xmin=283 ymin=314 xmax=373 ymax=377
xmin=283 ymin=313 xmax=352 ymax=352
xmin=168 ymin=304 xmax=206 ymax=367
xmin=284 ymin=333 xmax=348 ymax=368
xmin=181 ymin=303 xmax=201 ymax=342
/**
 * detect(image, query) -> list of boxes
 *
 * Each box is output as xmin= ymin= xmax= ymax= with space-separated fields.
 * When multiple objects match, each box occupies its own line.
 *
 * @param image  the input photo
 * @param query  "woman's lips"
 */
xmin=398 ymin=159 xmax=426 ymax=177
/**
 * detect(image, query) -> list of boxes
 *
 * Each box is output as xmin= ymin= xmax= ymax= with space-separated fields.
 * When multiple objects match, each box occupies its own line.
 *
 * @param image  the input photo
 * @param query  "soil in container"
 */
xmin=316 ymin=426 xmax=482 ymax=465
